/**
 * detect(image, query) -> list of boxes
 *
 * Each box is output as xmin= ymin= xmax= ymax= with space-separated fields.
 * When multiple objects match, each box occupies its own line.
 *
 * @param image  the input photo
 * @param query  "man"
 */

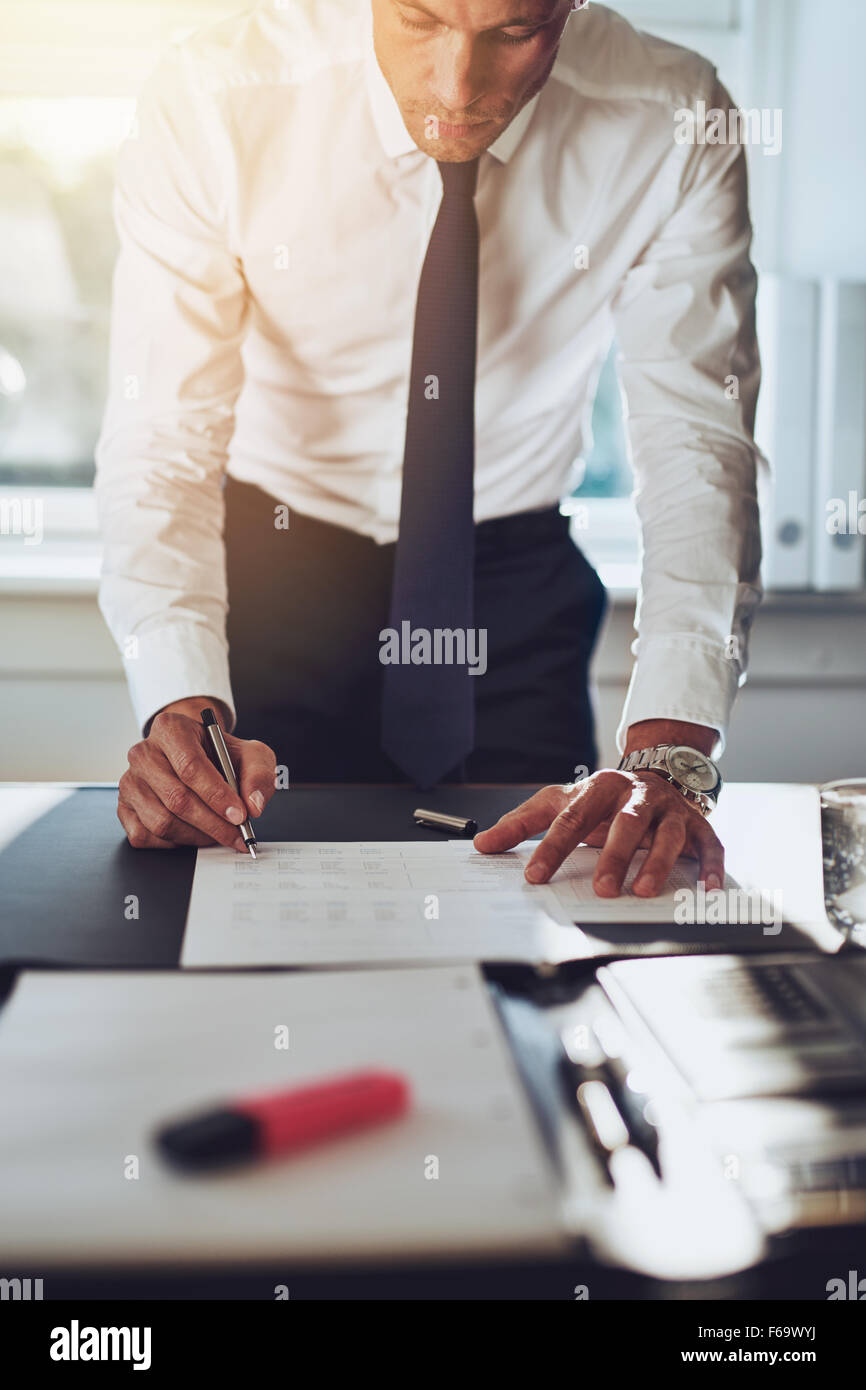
xmin=96 ymin=0 xmax=763 ymax=897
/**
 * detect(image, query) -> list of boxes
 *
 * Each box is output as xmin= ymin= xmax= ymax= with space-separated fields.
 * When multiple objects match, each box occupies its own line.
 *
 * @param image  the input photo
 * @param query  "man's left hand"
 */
xmin=473 ymin=767 xmax=724 ymax=898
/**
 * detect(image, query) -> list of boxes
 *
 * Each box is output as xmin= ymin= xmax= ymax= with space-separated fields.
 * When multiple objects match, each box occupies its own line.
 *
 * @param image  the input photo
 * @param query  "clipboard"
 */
xmin=488 ymin=951 xmax=866 ymax=1279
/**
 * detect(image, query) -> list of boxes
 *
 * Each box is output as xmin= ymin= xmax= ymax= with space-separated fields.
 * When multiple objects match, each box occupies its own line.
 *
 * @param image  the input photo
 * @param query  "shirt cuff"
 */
xmin=121 ymin=624 xmax=237 ymax=737
xmin=616 ymin=636 xmax=743 ymax=759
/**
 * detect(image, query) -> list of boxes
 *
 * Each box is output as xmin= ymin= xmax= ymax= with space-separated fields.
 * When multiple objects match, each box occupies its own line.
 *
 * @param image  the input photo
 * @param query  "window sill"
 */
xmin=5 ymin=545 xmax=866 ymax=615
xmin=0 ymin=543 xmax=102 ymax=594
xmin=0 ymin=492 xmax=642 ymax=596
xmin=2 ymin=491 xmax=865 ymax=613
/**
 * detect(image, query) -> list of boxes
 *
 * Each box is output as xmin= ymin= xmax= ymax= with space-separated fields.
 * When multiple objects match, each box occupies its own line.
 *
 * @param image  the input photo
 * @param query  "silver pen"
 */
xmin=412 ymin=808 xmax=478 ymax=837
xmin=200 ymin=707 xmax=258 ymax=858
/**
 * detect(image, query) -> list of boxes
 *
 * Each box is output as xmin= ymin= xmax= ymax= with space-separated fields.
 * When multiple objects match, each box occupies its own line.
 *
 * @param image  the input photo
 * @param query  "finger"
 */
xmin=592 ymin=801 xmax=657 ymax=897
xmin=229 ymin=736 xmax=277 ymax=818
xmin=117 ymin=798 xmax=175 ymax=851
xmin=150 ymin=712 xmax=249 ymax=827
xmin=583 ymin=821 xmax=611 ymax=848
xmin=694 ymin=821 xmax=726 ymax=892
xmin=473 ymin=786 xmax=568 ymax=853
xmin=123 ymin=774 xmax=233 ymax=849
xmin=631 ymin=814 xmax=689 ymax=898
xmin=584 ymin=820 xmax=654 ymax=850
xmin=128 ymin=744 xmax=250 ymax=850
xmin=525 ymin=773 xmax=629 ymax=883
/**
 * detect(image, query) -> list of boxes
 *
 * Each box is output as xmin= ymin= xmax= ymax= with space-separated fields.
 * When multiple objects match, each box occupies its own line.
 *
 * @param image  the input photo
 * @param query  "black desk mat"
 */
xmin=0 ymin=783 xmax=532 ymax=968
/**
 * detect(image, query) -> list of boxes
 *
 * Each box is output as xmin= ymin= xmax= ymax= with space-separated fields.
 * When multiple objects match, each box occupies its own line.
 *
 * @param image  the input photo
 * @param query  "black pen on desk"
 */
xmin=200 ymin=707 xmax=258 ymax=858
xmin=590 ymin=1020 xmax=662 ymax=1178
xmin=574 ymin=1078 xmax=629 ymax=1185
xmin=560 ymin=1019 xmax=662 ymax=1179
xmin=413 ymin=808 xmax=478 ymax=837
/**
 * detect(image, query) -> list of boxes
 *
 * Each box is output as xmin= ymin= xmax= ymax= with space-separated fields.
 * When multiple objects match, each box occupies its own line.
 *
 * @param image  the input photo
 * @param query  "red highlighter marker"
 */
xmin=156 ymin=1070 xmax=410 ymax=1171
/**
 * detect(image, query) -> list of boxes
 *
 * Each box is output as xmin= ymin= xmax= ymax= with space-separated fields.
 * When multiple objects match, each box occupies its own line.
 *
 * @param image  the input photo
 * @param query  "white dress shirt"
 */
xmin=95 ymin=0 xmax=764 ymax=754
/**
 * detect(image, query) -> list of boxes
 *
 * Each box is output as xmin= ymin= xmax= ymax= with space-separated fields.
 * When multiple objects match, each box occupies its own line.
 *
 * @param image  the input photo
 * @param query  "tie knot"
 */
xmin=437 ymin=157 xmax=480 ymax=199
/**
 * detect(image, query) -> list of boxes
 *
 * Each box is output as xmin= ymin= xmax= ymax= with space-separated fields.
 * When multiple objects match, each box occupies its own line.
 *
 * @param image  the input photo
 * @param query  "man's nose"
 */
xmin=430 ymin=34 xmax=488 ymax=112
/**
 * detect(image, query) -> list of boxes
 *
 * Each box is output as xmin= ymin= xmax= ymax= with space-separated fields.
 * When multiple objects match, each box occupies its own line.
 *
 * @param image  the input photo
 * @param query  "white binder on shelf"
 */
xmin=754 ymin=274 xmax=818 ymax=590
xmin=812 ymin=280 xmax=866 ymax=591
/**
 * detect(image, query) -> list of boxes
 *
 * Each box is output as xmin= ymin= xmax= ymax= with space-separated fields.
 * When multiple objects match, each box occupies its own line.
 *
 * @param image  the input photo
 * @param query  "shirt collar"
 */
xmin=362 ymin=6 xmax=539 ymax=166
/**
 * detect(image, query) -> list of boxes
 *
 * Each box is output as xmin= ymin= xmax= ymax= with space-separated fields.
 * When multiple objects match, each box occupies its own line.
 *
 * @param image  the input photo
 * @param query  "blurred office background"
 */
xmin=1 ymin=0 xmax=865 ymax=782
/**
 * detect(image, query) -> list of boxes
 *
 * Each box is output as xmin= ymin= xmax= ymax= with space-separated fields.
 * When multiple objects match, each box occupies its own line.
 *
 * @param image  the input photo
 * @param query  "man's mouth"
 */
xmin=434 ymin=118 xmax=495 ymax=138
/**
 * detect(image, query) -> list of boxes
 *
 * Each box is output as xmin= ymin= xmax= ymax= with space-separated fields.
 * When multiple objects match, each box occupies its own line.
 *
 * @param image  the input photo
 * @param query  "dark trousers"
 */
xmin=224 ymin=477 xmax=607 ymax=785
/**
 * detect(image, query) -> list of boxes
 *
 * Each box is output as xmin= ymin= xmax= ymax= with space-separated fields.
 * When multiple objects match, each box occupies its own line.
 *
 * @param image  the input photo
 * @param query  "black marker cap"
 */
xmin=157 ymin=1107 xmax=259 ymax=1171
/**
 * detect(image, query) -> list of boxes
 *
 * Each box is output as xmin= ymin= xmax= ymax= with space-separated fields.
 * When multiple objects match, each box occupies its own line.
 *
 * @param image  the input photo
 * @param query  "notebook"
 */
xmin=0 ymin=967 xmax=566 ymax=1265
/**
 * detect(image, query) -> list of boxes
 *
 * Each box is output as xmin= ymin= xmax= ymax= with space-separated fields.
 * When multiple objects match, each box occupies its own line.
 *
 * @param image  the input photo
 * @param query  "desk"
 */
xmin=0 ymin=780 xmax=861 ymax=1299
xmin=0 ymin=780 xmax=838 ymax=968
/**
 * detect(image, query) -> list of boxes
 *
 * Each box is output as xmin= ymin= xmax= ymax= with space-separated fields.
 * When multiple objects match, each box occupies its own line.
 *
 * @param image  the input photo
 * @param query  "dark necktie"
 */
xmin=380 ymin=157 xmax=481 ymax=789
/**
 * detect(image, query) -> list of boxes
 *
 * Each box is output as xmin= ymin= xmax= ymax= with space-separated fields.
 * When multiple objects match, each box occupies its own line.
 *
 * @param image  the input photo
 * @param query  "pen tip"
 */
xmin=248 ymin=844 xmax=257 ymax=859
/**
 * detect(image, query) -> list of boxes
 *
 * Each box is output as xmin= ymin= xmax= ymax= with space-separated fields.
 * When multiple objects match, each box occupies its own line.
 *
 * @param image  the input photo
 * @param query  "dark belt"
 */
xmin=473 ymin=504 xmax=570 ymax=553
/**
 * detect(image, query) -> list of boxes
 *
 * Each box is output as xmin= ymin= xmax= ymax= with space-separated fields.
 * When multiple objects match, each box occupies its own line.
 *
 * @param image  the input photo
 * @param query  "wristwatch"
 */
xmin=617 ymin=744 xmax=722 ymax=816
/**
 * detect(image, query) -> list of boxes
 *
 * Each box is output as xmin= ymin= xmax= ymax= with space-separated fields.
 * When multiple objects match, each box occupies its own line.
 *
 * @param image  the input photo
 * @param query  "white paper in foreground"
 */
xmin=0 ymin=967 xmax=565 ymax=1266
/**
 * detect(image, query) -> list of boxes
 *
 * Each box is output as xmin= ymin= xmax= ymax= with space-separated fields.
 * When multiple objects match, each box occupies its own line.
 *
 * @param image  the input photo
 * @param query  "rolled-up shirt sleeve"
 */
xmin=611 ymin=75 xmax=766 ymax=757
xmin=94 ymin=46 xmax=247 ymax=735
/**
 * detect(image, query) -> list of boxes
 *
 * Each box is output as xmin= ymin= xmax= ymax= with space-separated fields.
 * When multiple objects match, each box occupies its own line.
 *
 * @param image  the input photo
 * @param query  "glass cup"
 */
xmin=821 ymin=779 xmax=866 ymax=938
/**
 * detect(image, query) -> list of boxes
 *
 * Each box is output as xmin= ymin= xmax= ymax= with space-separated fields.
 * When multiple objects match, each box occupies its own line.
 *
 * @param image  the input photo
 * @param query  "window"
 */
xmin=0 ymin=0 xmax=242 ymax=494
xmin=575 ymin=347 xmax=632 ymax=501
xmin=0 ymin=0 xmax=768 ymax=596
xmin=0 ymin=97 xmax=131 ymax=487
xmin=571 ymin=0 xmax=748 ymax=577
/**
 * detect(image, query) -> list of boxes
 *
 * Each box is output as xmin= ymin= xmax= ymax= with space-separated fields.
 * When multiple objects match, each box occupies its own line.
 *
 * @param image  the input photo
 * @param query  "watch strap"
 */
xmin=618 ymin=745 xmax=675 ymax=774
xmin=617 ymin=744 xmax=720 ymax=815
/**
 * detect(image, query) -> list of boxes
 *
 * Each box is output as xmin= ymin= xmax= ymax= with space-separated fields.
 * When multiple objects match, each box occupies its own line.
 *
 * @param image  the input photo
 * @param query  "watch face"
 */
xmin=664 ymin=745 xmax=719 ymax=793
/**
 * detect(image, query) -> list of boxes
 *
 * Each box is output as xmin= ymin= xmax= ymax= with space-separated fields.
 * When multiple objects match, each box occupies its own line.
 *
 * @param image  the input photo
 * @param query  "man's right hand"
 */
xmin=117 ymin=696 xmax=277 ymax=850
